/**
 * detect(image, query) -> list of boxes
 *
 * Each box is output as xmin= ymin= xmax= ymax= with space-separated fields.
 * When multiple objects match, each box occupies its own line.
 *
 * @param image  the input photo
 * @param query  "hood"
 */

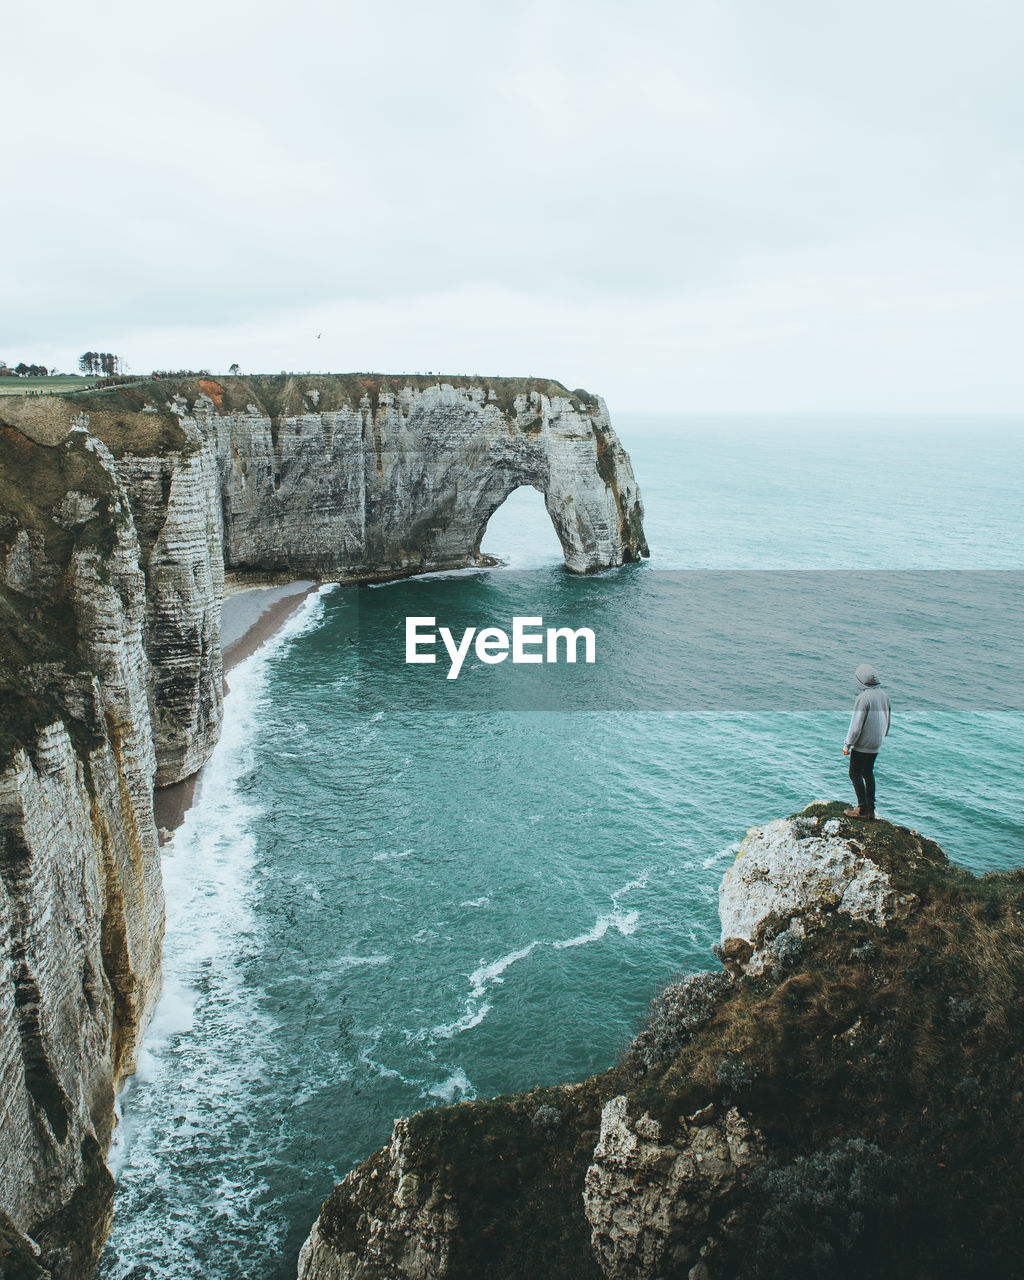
xmin=855 ymin=663 xmax=881 ymax=689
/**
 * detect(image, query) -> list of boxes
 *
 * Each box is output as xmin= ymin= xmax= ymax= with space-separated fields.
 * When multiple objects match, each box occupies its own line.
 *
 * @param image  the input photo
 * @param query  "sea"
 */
xmin=98 ymin=413 xmax=1024 ymax=1279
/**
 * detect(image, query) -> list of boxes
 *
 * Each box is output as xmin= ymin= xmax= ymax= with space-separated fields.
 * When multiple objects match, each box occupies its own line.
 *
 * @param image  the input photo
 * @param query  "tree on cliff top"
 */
xmin=78 ymin=352 xmax=124 ymax=376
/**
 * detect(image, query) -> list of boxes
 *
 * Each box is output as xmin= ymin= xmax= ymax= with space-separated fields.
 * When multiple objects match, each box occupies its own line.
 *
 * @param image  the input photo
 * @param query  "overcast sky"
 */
xmin=3 ymin=0 xmax=1022 ymax=412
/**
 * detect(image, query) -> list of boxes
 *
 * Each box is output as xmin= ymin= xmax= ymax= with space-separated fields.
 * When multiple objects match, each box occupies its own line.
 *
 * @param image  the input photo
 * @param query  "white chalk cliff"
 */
xmin=0 ymin=427 xmax=164 ymax=1277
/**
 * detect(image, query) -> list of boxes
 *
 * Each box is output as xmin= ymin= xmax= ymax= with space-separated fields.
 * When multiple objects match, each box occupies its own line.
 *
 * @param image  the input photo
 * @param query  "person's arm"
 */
xmin=885 ymin=695 xmax=891 ymax=738
xmin=844 ymin=695 xmax=867 ymax=752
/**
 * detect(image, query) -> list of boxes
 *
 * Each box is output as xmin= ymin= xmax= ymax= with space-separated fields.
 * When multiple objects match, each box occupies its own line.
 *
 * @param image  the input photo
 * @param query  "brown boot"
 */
xmin=844 ymin=807 xmax=865 ymax=819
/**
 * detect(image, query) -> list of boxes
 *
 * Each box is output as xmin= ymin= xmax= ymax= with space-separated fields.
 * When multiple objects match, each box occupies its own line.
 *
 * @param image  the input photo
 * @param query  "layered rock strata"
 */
xmin=205 ymin=377 xmax=647 ymax=579
xmin=113 ymin=421 xmax=224 ymax=785
xmin=0 ymin=426 xmax=163 ymax=1278
xmin=298 ymin=804 xmax=1024 ymax=1280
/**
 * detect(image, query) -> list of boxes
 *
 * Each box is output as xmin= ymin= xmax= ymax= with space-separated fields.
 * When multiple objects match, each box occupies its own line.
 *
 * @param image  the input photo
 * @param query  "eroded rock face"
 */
xmin=583 ymin=1099 xmax=765 ymax=1280
xmin=17 ymin=378 xmax=645 ymax=787
xmin=718 ymin=815 xmax=918 ymax=974
xmin=205 ymin=381 xmax=646 ymax=578
xmin=4 ymin=376 xmax=647 ymax=790
xmin=0 ymin=427 xmax=163 ymax=1278
xmin=297 ymin=1116 xmax=459 ymax=1280
xmin=95 ymin=377 xmax=643 ymax=785
xmin=114 ymin=422 xmax=225 ymax=785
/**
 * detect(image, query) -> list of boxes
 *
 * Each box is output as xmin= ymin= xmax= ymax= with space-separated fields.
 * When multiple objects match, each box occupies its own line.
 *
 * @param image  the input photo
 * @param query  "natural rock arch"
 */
xmin=214 ymin=379 xmax=650 ymax=577
xmin=474 ymin=482 xmax=565 ymax=563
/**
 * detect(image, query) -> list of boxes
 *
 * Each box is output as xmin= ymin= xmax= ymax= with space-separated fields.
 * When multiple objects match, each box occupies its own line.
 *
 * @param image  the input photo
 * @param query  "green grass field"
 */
xmin=0 ymin=374 xmax=101 ymax=396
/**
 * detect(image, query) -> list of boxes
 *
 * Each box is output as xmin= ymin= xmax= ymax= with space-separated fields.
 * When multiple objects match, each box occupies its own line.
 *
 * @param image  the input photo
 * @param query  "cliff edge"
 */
xmin=298 ymin=804 xmax=1024 ymax=1280
xmin=0 ymin=425 xmax=164 ymax=1278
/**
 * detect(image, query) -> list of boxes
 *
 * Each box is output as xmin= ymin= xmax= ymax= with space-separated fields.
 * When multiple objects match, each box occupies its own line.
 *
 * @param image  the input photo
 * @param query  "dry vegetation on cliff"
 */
xmin=0 ymin=374 xmax=602 ymax=456
xmin=0 ymin=426 xmax=122 ymax=772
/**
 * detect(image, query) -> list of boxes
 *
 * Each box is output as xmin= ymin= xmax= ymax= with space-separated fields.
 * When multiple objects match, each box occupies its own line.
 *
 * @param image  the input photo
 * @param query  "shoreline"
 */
xmin=152 ymin=581 xmax=318 ymax=837
xmin=149 ymin=556 xmax=504 ymax=839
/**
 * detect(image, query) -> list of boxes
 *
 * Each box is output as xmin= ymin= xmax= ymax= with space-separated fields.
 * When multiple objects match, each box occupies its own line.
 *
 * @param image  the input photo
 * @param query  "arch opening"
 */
xmin=478 ymin=484 xmax=566 ymax=570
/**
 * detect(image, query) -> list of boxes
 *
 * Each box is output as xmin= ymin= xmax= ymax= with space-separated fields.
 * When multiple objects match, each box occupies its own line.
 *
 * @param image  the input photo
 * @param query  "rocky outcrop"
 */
xmin=297 ymin=1078 xmax=610 ymax=1280
xmin=717 ymin=815 xmax=920 ymax=976
xmin=583 ymin=1099 xmax=765 ymax=1280
xmin=296 ymin=1117 xmax=460 ymax=1280
xmin=298 ymin=804 xmax=1024 ymax=1280
xmin=0 ymin=374 xmax=648 ymax=1277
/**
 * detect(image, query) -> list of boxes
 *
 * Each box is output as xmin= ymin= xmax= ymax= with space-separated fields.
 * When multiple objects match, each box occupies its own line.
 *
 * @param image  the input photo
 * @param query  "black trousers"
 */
xmin=849 ymin=749 xmax=877 ymax=812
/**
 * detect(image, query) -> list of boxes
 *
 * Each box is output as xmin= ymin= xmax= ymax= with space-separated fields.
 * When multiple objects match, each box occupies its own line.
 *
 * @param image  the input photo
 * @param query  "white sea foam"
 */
xmin=486 ymin=549 xmax=563 ymax=571
xmin=702 ymin=842 xmax=740 ymax=869
xmin=417 ymin=940 xmax=541 ymax=1043
xmin=372 ymin=847 xmax=413 ymax=862
xmin=426 ymin=1068 xmax=476 ymax=1103
xmin=368 ymin=566 xmax=488 ymax=586
xmin=357 ymin=1048 xmax=412 ymax=1084
xmin=553 ymin=909 xmax=640 ymax=950
xmin=553 ymin=870 xmax=651 ymax=950
xmin=460 ymin=897 xmax=490 ymax=908
xmin=123 ymin=975 xmax=196 ymax=1103
xmin=468 ymin=941 xmax=539 ymax=998
xmin=422 ymin=875 xmax=655 ymax=1045
xmin=102 ymin=588 xmax=331 ymax=1274
xmin=425 ymin=1001 xmax=494 ymax=1042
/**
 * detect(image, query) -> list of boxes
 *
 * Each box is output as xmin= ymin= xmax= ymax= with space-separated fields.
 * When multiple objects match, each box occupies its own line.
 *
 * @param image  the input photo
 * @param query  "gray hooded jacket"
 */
xmin=844 ymin=663 xmax=891 ymax=754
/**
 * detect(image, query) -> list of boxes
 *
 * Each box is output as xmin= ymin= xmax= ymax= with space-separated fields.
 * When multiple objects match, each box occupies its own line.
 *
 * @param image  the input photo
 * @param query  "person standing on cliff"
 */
xmin=842 ymin=663 xmax=891 ymax=820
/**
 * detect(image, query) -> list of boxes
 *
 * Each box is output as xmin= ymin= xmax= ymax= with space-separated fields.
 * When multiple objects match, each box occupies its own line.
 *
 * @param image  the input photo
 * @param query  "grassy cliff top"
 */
xmin=0 ymin=425 xmax=124 ymax=566
xmin=0 ymin=425 xmax=123 ymax=772
xmin=0 ymin=374 xmax=601 ymax=457
xmin=0 ymin=386 xmax=188 ymax=455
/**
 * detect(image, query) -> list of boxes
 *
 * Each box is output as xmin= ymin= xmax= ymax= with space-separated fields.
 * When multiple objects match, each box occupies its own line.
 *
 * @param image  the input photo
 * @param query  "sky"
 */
xmin=2 ymin=0 xmax=1022 ymax=412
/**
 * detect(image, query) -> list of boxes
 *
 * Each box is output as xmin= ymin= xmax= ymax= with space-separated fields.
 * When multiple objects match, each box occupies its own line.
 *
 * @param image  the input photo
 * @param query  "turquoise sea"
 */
xmin=99 ymin=414 xmax=1024 ymax=1279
